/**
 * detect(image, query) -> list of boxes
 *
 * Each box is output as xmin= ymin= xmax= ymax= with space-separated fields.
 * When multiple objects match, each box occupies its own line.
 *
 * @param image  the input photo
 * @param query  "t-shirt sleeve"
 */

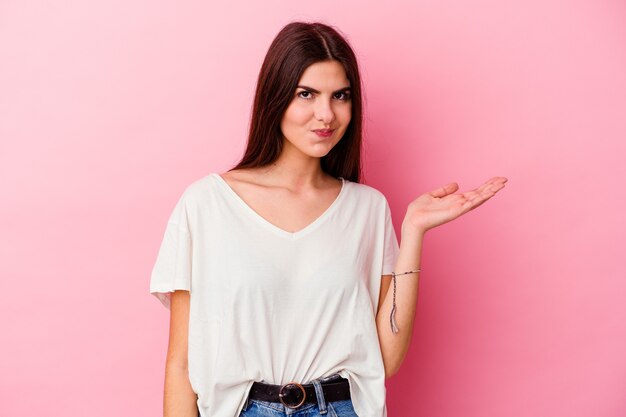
xmin=381 ymin=197 xmax=400 ymax=275
xmin=149 ymin=190 xmax=193 ymax=310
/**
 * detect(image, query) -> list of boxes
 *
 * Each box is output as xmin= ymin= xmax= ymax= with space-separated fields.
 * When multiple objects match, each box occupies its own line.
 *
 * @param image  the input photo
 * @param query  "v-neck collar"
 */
xmin=211 ymin=172 xmax=347 ymax=240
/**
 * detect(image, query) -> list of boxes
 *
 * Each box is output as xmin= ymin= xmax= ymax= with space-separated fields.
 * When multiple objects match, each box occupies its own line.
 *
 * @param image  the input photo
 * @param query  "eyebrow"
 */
xmin=296 ymin=85 xmax=351 ymax=94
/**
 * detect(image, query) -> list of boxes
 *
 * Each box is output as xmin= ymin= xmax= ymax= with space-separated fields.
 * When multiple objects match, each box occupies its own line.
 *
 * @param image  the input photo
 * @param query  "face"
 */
xmin=279 ymin=60 xmax=352 ymax=159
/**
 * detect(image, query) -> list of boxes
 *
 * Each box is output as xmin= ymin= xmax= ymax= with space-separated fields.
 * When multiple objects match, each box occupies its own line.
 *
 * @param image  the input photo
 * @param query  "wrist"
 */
xmin=401 ymin=220 xmax=427 ymax=237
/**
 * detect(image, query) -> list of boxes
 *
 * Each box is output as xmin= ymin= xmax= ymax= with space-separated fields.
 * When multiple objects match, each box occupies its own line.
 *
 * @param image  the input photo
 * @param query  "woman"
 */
xmin=150 ymin=21 xmax=507 ymax=417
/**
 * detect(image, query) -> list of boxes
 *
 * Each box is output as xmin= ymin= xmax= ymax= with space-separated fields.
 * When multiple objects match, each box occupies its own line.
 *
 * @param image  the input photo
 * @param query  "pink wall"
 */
xmin=1 ymin=1 xmax=624 ymax=416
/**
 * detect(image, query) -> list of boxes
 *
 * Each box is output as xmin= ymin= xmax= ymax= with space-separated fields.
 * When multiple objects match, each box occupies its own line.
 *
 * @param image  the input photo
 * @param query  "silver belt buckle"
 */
xmin=278 ymin=382 xmax=306 ymax=409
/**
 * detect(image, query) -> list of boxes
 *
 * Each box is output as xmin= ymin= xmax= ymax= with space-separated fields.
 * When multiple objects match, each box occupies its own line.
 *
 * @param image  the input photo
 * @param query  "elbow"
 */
xmin=384 ymin=367 xmax=397 ymax=379
xmin=384 ymin=362 xmax=399 ymax=379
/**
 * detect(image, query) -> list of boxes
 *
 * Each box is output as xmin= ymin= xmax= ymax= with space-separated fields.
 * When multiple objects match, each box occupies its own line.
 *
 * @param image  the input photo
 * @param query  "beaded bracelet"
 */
xmin=390 ymin=268 xmax=421 ymax=334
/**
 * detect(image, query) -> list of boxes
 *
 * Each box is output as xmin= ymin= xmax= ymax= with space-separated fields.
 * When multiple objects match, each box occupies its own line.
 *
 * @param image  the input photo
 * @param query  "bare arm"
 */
xmin=164 ymin=290 xmax=198 ymax=417
xmin=376 ymin=177 xmax=507 ymax=378
xmin=376 ymin=228 xmax=424 ymax=379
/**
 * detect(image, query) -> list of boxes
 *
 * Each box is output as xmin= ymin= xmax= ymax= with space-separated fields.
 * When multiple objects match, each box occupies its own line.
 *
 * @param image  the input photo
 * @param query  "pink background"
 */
xmin=1 ymin=1 xmax=625 ymax=416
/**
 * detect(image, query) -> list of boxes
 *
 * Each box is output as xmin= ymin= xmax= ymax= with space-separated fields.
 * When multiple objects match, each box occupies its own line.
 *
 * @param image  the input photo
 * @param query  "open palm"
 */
xmin=403 ymin=176 xmax=508 ymax=233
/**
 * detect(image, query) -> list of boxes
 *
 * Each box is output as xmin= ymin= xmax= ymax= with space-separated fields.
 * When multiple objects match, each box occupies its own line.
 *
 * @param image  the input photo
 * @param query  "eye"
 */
xmin=335 ymin=91 xmax=351 ymax=101
xmin=296 ymin=90 xmax=351 ymax=101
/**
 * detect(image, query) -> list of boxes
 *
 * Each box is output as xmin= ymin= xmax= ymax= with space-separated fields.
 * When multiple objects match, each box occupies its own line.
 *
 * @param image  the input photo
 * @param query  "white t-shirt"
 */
xmin=150 ymin=172 xmax=400 ymax=417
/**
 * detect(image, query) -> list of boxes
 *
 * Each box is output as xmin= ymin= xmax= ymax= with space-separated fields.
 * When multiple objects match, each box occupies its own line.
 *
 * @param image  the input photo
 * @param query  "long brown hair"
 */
xmin=229 ymin=21 xmax=364 ymax=183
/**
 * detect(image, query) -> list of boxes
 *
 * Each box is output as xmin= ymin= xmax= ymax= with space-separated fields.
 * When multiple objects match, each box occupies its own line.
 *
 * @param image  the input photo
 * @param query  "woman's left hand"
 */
xmin=402 ymin=176 xmax=508 ymax=234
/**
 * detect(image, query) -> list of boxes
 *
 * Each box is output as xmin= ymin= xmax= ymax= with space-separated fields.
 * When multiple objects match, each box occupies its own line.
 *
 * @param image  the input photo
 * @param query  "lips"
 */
xmin=313 ymin=129 xmax=334 ymax=134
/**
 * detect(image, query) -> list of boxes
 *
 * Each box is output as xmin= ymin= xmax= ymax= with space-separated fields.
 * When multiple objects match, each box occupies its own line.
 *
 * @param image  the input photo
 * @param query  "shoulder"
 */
xmin=175 ymin=173 xmax=219 ymax=204
xmin=347 ymin=180 xmax=390 ymax=206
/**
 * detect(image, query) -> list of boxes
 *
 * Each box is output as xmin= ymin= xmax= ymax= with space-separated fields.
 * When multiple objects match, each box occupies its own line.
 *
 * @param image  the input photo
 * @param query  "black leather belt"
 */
xmin=247 ymin=376 xmax=351 ymax=409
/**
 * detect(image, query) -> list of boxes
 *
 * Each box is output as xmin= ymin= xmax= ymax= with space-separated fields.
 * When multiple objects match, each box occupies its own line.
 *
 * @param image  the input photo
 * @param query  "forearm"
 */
xmin=376 ymin=225 xmax=424 ymax=377
xmin=164 ymin=364 xmax=199 ymax=417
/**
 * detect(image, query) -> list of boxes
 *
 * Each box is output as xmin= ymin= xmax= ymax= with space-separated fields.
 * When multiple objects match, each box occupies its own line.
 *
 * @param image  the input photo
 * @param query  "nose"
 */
xmin=314 ymin=99 xmax=335 ymax=124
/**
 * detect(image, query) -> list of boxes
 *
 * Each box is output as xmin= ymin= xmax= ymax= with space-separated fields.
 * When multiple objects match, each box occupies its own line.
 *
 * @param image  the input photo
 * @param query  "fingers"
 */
xmin=459 ymin=193 xmax=488 ymax=213
xmin=430 ymin=177 xmax=507 ymax=201
xmin=488 ymin=177 xmax=508 ymax=189
xmin=430 ymin=182 xmax=459 ymax=198
xmin=474 ymin=177 xmax=507 ymax=196
xmin=464 ymin=177 xmax=507 ymax=210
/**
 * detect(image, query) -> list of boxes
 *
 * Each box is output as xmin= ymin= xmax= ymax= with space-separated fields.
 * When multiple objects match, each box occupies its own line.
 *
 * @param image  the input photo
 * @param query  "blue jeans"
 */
xmin=239 ymin=373 xmax=360 ymax=417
